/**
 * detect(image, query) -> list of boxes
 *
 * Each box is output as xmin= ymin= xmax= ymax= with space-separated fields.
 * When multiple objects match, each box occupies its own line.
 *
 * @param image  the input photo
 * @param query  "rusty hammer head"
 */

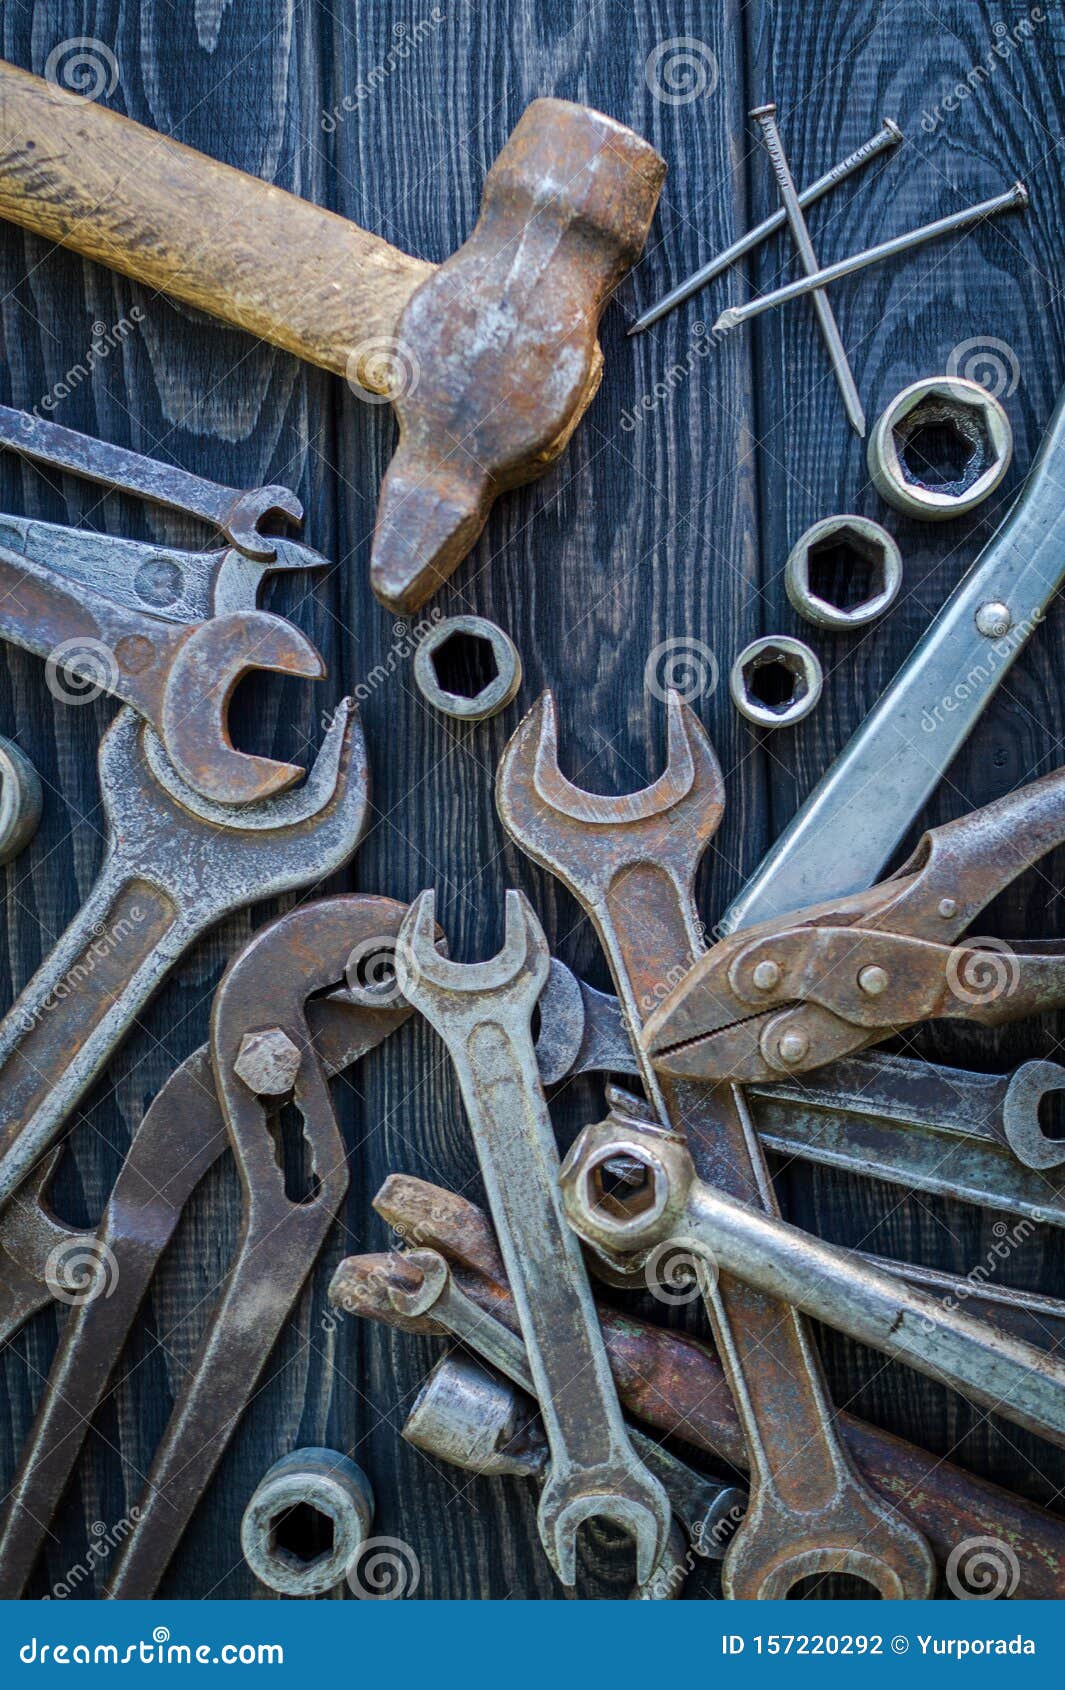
xmin=370 ymin=100 xmax=665 ymax=612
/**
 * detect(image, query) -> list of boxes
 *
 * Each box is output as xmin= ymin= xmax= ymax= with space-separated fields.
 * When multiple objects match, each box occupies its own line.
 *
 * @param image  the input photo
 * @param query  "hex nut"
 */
xmin=729 ymin=636 xmax=823 ymax=728
xmin=414 ymin=614 xmax=522 ymax=721
xmin=241 ymin=1448 xmax=375 ymax=1596
xmin=784 ymin=515 xmax=902 ymax=631
xmin=234 ymin=1026 xmax=302 ymax=1096
xmin=868 ymin=376 xmax=1012 ymax=519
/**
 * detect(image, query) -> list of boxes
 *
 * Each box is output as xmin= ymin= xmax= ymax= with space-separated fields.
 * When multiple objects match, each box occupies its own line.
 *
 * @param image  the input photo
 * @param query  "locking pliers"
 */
xmin=645 ymin=765 xmax=1065 ymax=1082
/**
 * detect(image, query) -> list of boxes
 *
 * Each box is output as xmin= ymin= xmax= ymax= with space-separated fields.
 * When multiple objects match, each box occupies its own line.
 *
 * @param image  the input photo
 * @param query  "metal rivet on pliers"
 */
xmin=858 ymin=965 xmax=889 ymax=996
xmin=752 ymin=959 xmax=782 ymax=991
xmin=776 ymin=1030 xmax=810 ymax=1066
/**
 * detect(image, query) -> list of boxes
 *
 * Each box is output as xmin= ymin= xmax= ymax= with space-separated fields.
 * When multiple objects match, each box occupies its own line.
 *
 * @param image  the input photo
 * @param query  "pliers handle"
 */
xmin=645 ymin=765 xmax=1065 ymax=1082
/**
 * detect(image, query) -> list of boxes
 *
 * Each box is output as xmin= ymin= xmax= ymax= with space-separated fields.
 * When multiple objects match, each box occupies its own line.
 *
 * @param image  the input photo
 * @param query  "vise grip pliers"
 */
xmin=646 ymin=765 xmax=1065 ymax=1082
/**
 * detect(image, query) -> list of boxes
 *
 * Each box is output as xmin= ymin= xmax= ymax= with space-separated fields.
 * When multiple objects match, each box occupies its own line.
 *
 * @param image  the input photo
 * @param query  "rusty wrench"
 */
xmin=0 ymin=404 xmax=302 ymax=562
xmin=0 ymin=537 xmax=322 ymax=804
xmin=0 ymin=905 xmax=410 ymax=1599
xmin=496 ymin=691 xmax=935 ymax=1600
xmin=394 ymin=890 xmax=670 ymax=1586
xmin=0 ymin=702 xmax=366 ymax=1207
xmin=102 ymin=896 xmax=418 ymax=1599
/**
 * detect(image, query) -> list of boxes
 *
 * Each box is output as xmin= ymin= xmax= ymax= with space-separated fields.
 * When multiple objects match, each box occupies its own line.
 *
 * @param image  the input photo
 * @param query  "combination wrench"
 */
xmin=394 ymin=890 xmax=671 ymax=1586
xmin=0 ymin=403 xmax=303 ymax=562
xmin=0 ymin=701 xmax=367 ymax=1207
xmin=497 ymin=690 xmax=936 ymax=1600
xmin=0 ymin=900 xmax=411 ymax=1599
xmin=560 ymin=1109 xmax=1065 ymax=1448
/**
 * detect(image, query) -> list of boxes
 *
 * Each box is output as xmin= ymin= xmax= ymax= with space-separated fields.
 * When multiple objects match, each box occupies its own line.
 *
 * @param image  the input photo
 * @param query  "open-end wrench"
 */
xmin=0 ymin=510 xmax=327 ymax=623
xmin=102 ymin=896 xmax=416 ymax=1600
xmin=403 ymin=1347 xmax=744 ymax=1561
xmin=376 ymin=1246 xmax=743 ymax=1557
xmin=560 ymin=1110 xmax=1065 ymax=1448
xmin=403 ymin=1353 xmax=706 ymax=1599
xmin=0 ymin=404 xmax=303 ymax=562
xmin=497 ymin=691 xmax=936 ymax=1600
xmin=0 ymin=537 xmax=323 ymax=803
xmin=0 ymin=701 xmax=366 ymax=1207
xmin=349 ymin=1173 xmax=1065 ymax=1596
xmin=0 ymin=903 xmax=410 ymax=1599
xmin=394 ymin=890 xmax=670 ymax=1587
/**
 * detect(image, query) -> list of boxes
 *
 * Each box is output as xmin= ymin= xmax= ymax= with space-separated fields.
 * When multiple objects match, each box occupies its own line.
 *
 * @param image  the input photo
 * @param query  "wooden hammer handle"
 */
xmin=0 ymin=60 xmax=434 ymax=383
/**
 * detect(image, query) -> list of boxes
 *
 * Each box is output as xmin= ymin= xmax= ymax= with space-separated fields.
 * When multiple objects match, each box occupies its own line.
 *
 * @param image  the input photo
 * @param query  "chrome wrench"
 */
xmin=726 ymin=385 xmax=1065 ymax=929
xmin=394 ymin=890 xmax=670 ymax=1586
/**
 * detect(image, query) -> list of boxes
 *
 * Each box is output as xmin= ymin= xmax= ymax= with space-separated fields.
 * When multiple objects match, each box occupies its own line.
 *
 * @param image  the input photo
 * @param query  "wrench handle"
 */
xmin=686 ymin=1177 xmax=1065 ymax=1449
xmin=0 ymin=861 xmax=193 ymax=1202
xmin=0 ymin=60 xmax=434 ymax=382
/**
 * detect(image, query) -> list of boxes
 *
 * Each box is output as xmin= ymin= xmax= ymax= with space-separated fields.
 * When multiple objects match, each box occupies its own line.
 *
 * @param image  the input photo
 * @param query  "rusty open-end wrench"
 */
xmin=0 ymin=403 xmax=303 ymax=563
xmin=100 ymin=896 xmax=418 ymax=1599
xmin=0 ymin=904 xmax=410 ymax=1599
xmin=394 ymin=890 xmax=670 ymax=1587
xmin=0 ymin=701 xmax=366 ymax=1208
xmin=496 ymin=691 xmax=935 ymax=1600
xmin=0 ymin=538 xmax=323 ymax=804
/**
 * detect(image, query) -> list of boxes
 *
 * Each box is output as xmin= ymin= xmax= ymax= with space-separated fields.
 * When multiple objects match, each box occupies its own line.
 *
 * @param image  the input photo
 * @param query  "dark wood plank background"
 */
xmin=0 ymin=0 xmax=1062 ymax=1600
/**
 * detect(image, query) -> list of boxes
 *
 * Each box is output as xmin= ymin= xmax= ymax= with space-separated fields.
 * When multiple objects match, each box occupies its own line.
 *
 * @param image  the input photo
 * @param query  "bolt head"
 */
xmin=938 ymin=897 xmax=958 ymax=920
xmin=975 ymin=601 xmax=1012 ymax=639
xmin=234 ymin=1026 xmax=302 ymax=1096
xmin=751 ymin=959 xmax=782 ymax=992
xmin=857 ymin=964 xmax=889 ymax=997
xmin=776 ymin=1029 xmax=809 ymax=1066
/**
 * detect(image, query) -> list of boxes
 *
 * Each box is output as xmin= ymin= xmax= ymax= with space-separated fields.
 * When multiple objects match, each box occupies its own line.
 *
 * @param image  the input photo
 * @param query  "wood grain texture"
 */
xmin=0 ymin=0 xmax=1060 ymax=1601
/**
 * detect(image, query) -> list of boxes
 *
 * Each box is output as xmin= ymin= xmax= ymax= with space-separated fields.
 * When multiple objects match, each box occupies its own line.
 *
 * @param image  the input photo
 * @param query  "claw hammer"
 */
xmin=0 ymin=62 xmax=664 ymax=612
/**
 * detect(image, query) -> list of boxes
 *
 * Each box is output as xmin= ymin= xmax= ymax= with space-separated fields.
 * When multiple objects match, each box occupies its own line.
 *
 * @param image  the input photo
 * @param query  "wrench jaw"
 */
xmin=496 ymin=690 xmax=725 ymax=902
xmin=395 ymin=888 xmax=551 ymax=1013
xmin=536 ymin=1481 xmax=666 ymax=1590
xmin=721 ymin=1503 xmax=925 ymax=1601
xmin=160 ymin=611 xmax=326 ymax=805
xmin=220 ymin=485 xmax=304 ymax=562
